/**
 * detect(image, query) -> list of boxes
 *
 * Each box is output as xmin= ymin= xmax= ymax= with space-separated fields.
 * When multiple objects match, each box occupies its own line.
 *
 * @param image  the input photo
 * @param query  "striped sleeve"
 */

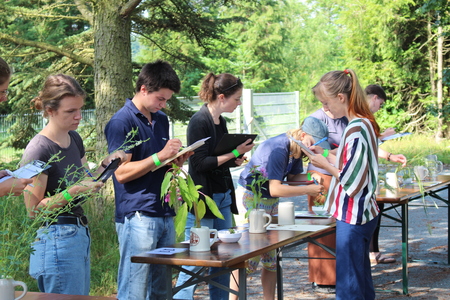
xmin=326 ymin=118 xmax=379 ymax=225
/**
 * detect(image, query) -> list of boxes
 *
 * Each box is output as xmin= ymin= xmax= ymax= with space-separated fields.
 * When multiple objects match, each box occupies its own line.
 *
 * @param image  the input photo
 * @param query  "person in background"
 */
xmin=307 ymin=69 xmax=380 ymax=300
xmin=229 ymin=116 xmax=326 ymax=300
xmin=105 ymin=60 xmax=191 ymax=300
xmin=0 ymin=57 xmax=33 ymax=195
xmin=22 ymin=74 xmax=125 ymax=295
xmin=174 ymin=73 xmax=254 ymax=300
xmin=366 ymin=84 xmax=407 ymax=167
xmin=366 ymin=84 xmax=407 ymax=265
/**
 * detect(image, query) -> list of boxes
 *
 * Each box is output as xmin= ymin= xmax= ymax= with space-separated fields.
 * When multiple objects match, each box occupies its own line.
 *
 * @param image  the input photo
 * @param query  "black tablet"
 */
xmin=96 ymin=158 xmax=121 ymax=182
xmin=213 ymin=133 xmax=257 ymax=156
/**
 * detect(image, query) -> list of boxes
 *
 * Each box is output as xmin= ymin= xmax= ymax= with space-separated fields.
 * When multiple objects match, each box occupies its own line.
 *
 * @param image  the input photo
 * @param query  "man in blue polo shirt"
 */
xmin=105 ymin=60 xmax=191 ymax=300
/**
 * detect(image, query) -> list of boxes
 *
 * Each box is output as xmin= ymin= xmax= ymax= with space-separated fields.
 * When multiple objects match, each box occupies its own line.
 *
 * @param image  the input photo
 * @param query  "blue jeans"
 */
xmin=29 ymin=223 xmax=90 ymax=295
xmin=336 ymin=216 xmax=379 ymax=300
xmin=174 ymin=191 xmax=233 ymax=300
xmin=116 ymin=213 xmax=175 ymax=300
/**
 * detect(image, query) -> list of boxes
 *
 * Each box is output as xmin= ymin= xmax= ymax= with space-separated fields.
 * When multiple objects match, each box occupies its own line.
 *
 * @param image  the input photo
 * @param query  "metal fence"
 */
xmin=0 ymin=91 xmax=300 ymax=161
xmin=172 ymin=89 xmax=300 ymax=145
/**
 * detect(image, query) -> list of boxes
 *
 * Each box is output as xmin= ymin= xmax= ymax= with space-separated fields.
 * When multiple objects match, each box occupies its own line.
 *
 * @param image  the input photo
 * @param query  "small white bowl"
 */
xmin=312 ymin=206 xmax=328 ymax=216
xmin=218 ymin=230 xmax=242 ymax=243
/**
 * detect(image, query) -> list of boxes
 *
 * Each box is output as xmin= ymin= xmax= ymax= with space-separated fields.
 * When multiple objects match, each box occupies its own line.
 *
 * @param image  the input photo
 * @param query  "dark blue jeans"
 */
xmin=336 ymin=216 xmax=379 ymax=300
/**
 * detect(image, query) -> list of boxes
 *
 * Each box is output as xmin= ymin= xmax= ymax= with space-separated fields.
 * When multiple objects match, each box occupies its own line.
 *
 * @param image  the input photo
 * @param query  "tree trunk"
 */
xmin=436 ymin=17 xmax=443 ymax=141
xmin=93 ymin=0 xmax=134 ymax=207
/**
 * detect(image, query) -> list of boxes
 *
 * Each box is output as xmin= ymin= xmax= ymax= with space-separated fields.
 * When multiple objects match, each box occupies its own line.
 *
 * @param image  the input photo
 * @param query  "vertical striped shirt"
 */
xmin=325 ymin=118 xmax=379 ymax=225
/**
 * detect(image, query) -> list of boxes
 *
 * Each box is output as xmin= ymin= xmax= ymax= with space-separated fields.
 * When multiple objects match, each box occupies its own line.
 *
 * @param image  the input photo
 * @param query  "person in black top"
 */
xmin=174 ymin=73 xmax=254 ymax=300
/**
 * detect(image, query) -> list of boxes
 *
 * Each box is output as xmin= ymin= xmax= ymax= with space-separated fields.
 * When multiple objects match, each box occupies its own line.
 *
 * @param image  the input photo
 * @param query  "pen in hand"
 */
xmin=312 ymin=177 xmax=323 ymax=195
xmin=162 ymin=137 xmax=185 ymax=151
xmin=312 ymin=137 xmax=327 ymax=146
xmin=85 ymin=169 xmax=97 ymax=181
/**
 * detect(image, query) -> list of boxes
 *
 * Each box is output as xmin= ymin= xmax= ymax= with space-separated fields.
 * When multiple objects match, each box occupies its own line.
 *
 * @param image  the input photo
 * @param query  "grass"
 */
xmin=379 ymin=134 xmax=450 ymax=165
xmin=1 ymin=134 xmax=449 ymax=296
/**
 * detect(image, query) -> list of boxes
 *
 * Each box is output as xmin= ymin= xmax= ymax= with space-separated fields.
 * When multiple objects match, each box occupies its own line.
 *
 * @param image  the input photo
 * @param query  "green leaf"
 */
xmin=160 ymin=172 xmax=172 ymax=199
xmin=204 ymin=195 xmax=224 ymax=220
xmin=174 ymin=203 xmax=188 ymax=237
xmin=178 ymin=177 xmax=192 ymax=206
xmin=197 ymin=199 xmax=206 ymax=222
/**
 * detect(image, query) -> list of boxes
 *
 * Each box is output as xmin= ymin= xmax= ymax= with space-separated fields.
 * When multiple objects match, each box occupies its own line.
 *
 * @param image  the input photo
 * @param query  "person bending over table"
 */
xmin=22 ymin=74 xmax=125 ymax=295
xmin=307 ymin=69 xmax=380 ymax=300
xmin=229 ymin=116 xmax=326 ymax=300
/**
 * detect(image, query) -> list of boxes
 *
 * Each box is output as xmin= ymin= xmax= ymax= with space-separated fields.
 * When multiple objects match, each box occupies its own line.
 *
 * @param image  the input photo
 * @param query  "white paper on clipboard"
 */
xmin=288 ymin=136 xmax=315 ymax=156
xmin=151 ymin=137 xmax=211 ymax=171
xmin=0 ymin=160 xmax=51 ymax=183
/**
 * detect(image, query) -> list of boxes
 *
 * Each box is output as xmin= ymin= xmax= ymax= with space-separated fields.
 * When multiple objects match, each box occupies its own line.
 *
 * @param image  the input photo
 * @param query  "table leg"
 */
xmin=276 ymin=248 xmax=283 ymax=300
xmin=166 ymin=265 xmax=173 ymax=299
xmin=402 ymin=202 xmax=409 ymax=295
xmin=448 ymin=184 xmax=450 ymax=265
xmin=238 ymin=267 xmax=247 ymax=300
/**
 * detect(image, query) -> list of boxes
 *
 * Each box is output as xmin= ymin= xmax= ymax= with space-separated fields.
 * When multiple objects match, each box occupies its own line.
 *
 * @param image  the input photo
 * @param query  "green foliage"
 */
xmin=380 ymin=134 xmax=450 ymax=165
xmin=244 ymin=165 xmax=269 ymax=218
xmin=161 ymin=165 xmax=224 ymax=237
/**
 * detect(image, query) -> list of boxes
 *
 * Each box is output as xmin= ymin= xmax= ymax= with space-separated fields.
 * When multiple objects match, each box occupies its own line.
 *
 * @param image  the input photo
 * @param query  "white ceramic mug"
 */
xmin=414 ymin=166 xmax=429 ymax=181
xmin=249 ymin=209 xmax=272 ymax=233
xmin=0 ymin=278 xmax=27 ymax=300
xmin=385 ymin=172 xmax=399 ymax=189
xmin=278 ymin=202 xmax=295 ymax=225
xmin=189 ymin=226 xmax=218 ymax=252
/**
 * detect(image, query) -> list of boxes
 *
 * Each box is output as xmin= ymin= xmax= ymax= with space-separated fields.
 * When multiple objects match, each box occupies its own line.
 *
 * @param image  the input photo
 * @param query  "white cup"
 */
xmin=189 ymin=226 xmax=218 ymax=252
xmin=0 ymin=278 xmax=27 ymax=300
xmin=385 ymin=172 xmax=399 ymax=189
xmin=249 ymin=209 xmax=272 ymax=233
xmin=414 ymin=166 xmax=429 ymax=181
xmin=278 ymin=202 xmax=295 ymax=225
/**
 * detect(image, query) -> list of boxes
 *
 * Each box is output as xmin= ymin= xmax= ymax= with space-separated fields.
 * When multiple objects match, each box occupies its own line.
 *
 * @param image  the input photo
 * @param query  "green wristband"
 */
xmin=323 ymin=149 xmax=329 ymax=158
xmin=307 ymin=172 xmax=312 ymax=181
xmin=62 ymin=189 xmax=73 ymax=201
xmin=232 ymin=149 xmax=240 ymax=158
xmin=152 ymin=153 xmax=161 ymax=166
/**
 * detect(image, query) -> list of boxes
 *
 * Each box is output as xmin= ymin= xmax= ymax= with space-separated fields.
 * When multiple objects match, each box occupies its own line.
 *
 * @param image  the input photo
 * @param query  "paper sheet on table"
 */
xmin=180 ymin=238 xmax=216 ymax=244
xmin=147 ymin=247 xmax=187 ymax=255
xmin=267 ymin=224 xmax=330 ymax=232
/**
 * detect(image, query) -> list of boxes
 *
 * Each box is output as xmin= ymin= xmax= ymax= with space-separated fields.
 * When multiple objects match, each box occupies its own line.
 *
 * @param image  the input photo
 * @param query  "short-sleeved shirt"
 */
xmin=21 ymin=131 xmax=86 ymax=217
xmin=325 ymin=118 xmax=379 ymax=225
xmin=105 ymin=98 xmax=174 ymax=223
xmin=307 ymin=109 xmax=348 ymax=174
xmin=238 ymin=133 xmax=303 ymax=198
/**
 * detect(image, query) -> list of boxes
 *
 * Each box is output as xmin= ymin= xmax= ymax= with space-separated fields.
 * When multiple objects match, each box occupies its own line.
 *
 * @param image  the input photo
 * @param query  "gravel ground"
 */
xmin=190 ymin=169 xmax=450 ymax=299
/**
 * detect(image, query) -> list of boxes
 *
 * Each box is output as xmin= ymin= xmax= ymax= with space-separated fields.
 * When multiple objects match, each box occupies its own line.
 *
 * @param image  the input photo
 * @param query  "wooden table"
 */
xmin=15 ymin=292 xmax=116 ymax=300
xmin=376 ymin=180 xmax=450 ymax=295
xmin=131 ymin=221 xmax=335 ymax=299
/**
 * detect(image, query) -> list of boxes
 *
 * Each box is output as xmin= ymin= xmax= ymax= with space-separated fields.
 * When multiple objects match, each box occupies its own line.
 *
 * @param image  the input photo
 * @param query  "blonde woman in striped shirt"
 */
xmin=305 ymin=69 xmax=380 ymax=300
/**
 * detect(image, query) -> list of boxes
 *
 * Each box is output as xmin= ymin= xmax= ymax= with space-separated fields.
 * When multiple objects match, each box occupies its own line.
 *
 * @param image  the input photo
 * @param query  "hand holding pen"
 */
xmin=312 ymin=177 xmax=324 ymax=195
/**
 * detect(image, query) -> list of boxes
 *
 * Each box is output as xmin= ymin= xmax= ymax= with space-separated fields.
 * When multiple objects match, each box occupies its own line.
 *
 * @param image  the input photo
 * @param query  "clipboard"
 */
xmin=0 ymin=160 xmax=51 ymax=183
xmin=213 ymin=134 xmax=257 ymax=168
xmin=151 ymin=137 xmax=211 ymax=171
xmin=213 ymin=133 xmax=257 ymax=156
xmin=96 ymin=158 xmax=121 ymax=182
xmin=381 ymin=132 xmax=412 ymax=142
xmin=288 ymin=136 xmax=315 ymax=156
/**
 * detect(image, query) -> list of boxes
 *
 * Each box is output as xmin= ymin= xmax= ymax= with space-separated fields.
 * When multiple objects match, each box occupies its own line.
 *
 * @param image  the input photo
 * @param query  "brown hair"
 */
xmin=312 ymin=69 xmax=380 ymax=136
xmin=0 ymin=57 xmax=11 ymax=85
xmin=32 ymin=74 xmax=86 ymax=118
xmin=198 ymin=73 xmax=243 ymax=103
